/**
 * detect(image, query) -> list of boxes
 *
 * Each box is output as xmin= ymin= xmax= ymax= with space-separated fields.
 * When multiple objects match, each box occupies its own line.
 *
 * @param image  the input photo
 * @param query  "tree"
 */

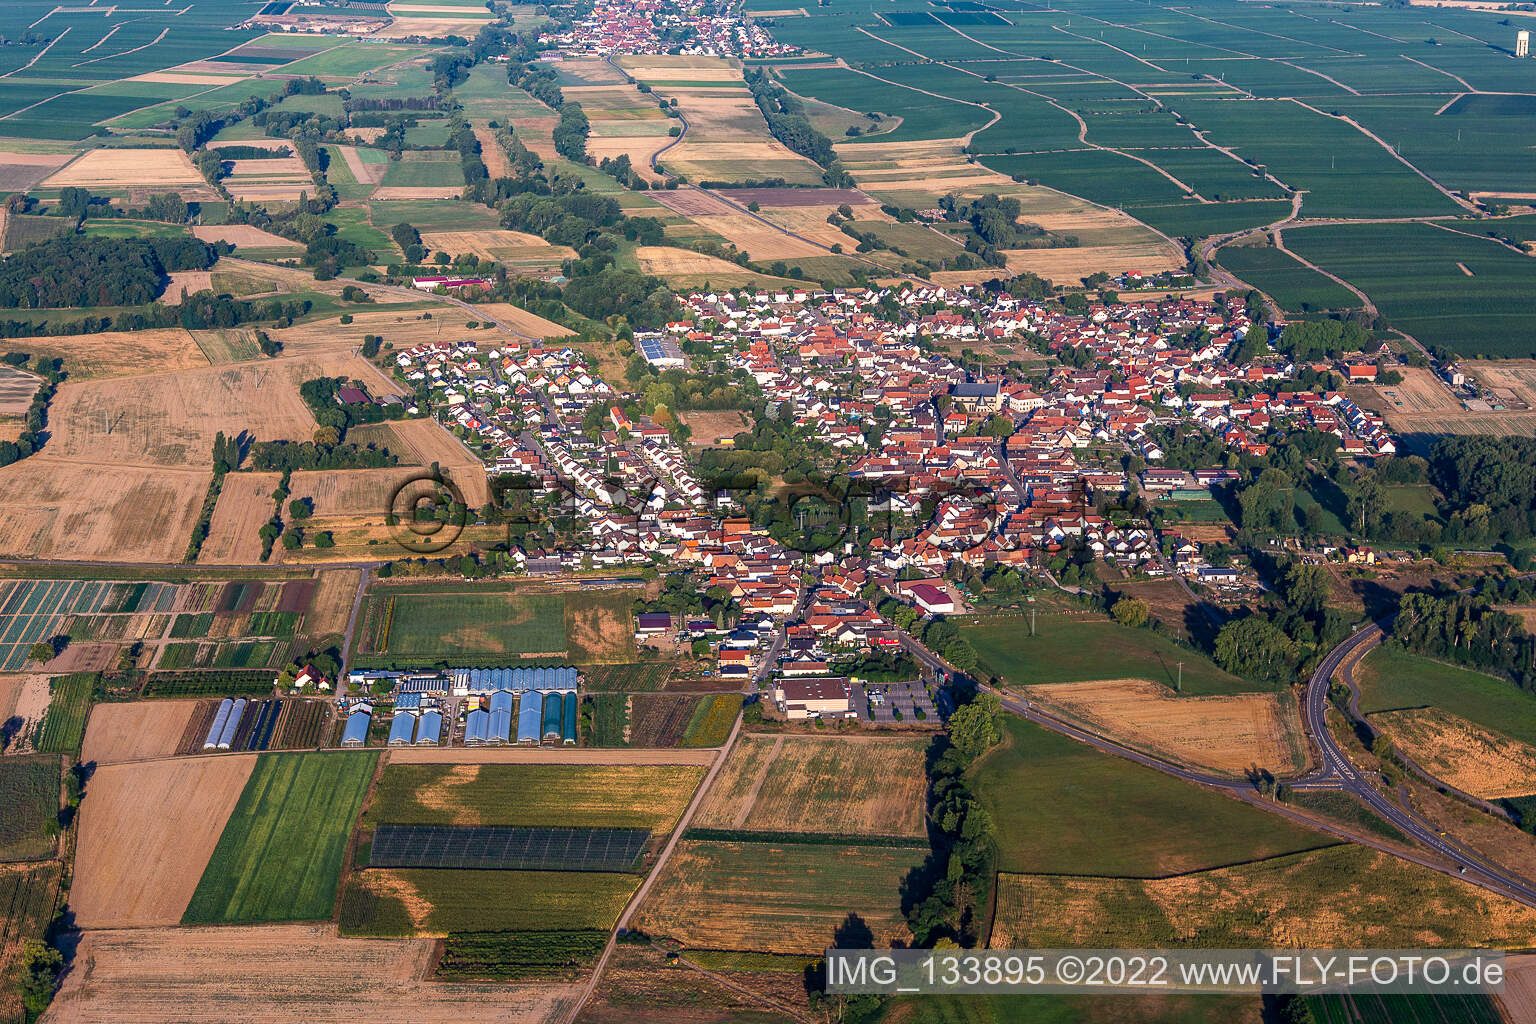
xmin=27 ymin=641 xmax=53 ymax=663
xmin=19 ymin=939 xmax=62 ymax=1018
xmin=1279 ymin=562 xmax=1329 ymax=619
xmin=1214 ymin=616 xmax=1298 ymax=684
xmin=948 ymin=692 xmax=1002 ymax=761
xmin=313 ymin=531 xmax=335 ymax=548
xmin=288 ymin=497 xmax=314 ymax=521
xmin=1111 ymin=596 xmax=1150 ymax=628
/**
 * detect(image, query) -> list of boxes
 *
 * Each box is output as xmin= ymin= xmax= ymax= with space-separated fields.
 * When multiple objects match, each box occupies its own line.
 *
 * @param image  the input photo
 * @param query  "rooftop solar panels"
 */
xmin=369 ymin=825 xmax=650 ymax=871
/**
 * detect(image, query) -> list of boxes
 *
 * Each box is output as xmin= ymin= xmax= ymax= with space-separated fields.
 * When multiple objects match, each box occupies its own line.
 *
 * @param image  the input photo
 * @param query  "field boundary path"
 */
xmin=338 ymin=565 xmax=371 ymax=682
xmin=563 ymin=709 xmax=745 ymax=1024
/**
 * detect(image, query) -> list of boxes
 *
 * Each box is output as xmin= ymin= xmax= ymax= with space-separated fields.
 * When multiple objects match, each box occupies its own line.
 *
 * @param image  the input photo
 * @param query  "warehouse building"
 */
xmin=465 ymin=707 xmax=490 ymax=745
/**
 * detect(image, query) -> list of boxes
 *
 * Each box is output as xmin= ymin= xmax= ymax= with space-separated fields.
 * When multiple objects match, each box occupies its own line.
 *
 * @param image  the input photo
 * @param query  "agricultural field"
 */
xmin=79 ymin=700 xmax=197 ymax=764
xmin=46 ymin=923 xmax=581 ymax=1024
xmin=990 ymin=845 xmax=1536 ymax=949
xmin=72 ymin=755 xmax=255 ymax=928
xmin=632 ymin=838 xmax=924 ymax=954
xmin=1356 ymin=643 xmax=1536 ymax=750
xmin=960 ymin=613 xmax=1255 ymax=696
xmin=1021 ymin=678 xmax=1307 ymax=777
xmin=183 ymin=751 xmax=376 ymax=924
xmin=694 ymin=734 xmax=929 ymax=836
xmin=1372 ymin=706 xmax=1536 ymax=799
xmin=680 ymin=693 xmax=741 ymax=747
xmin=362 ymin=762 xmax=706 ymax=833
xmin=0 ymin=756 xmax=59 ymax=862
xmin=35 ymin=672 xmax=95 ymax=755
xmin=356 ymin=586 xmax=636 ymax=665
xmin=973 ymin=717 xmax=1333 ymax=878
xmin=1214 ymin=241 xmax=1362 ymax=314
xmin=0 ymin=860 xmax=62 ymax=1024
xmin=338 ymin=867 xmax=638 ymax=936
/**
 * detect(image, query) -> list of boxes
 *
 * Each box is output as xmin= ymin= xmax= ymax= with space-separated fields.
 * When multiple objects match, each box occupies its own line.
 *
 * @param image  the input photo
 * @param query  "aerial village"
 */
xmin=387 ymin=283 xmax=1398 ymax=722
xmin=541 ymin=0 xmax=798 ymax=58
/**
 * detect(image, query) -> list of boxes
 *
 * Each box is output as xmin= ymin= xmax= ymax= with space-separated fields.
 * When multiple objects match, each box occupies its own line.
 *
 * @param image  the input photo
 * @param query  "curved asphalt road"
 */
xmin=900 ymin=616 xmax=1536 ymax=908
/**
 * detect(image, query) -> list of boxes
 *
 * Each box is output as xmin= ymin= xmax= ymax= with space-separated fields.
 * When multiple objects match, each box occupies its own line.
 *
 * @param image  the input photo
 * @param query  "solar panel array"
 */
xmin=369 ymin=825 xmax=650 ymax=872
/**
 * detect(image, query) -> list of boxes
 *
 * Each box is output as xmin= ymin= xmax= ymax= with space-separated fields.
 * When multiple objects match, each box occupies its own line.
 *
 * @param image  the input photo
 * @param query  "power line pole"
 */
xmin=1176 ymin=661 xmax=1182 ymax=692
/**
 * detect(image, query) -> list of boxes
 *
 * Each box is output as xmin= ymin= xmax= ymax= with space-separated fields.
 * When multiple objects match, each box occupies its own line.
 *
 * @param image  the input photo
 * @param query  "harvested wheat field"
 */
xmin=44 ymin=355 xmax=377 ymax=467
xmin=694 ymin=734 xmax=928 ymax=835
xmin=419 ymin=229 xmax=575 ymax=266
xmin=471 ymin=127 xmax=509 ymax=179
xmin=161 ymin=269 xmax=213 ymax=300
xmin=989 ymin=845 xmax=1536 ymax=950
xmin=48 ymin=923 xmax=580 ymax=1024
xmin=199 ymin=471 xmax=283 ymax=564
xmin=1372 ymin=707 xmax=1536 ymax=799
xmin=0 ymin=459 xmax=207 ymax=562
xmin=72 ymin=755 xmax=257 ymax=928
xmin=1023 ymin=678 xmax=1306 ymax=776
xmin=374 ymin=185 xmax=465 ymax=199
xmin=1356 ymin=366 xmax=1536 ymax=437
xmin=470 ymin=301 xmax=574 ymax=338
xmin=17 ymin=328 xmax=210 ymax=380
xmin=191 ymin=224 xmax=302 ymax=250
xmin=634 ymin=246 xmax=790 ymax=287
xmin=0 ymin=673 xmax=48 ymax=749
xmin=1500 ymin=955 xmax=1536 ymax=1024
xmin=755 ymin=204 xmax=884 ymax=249
xmin=584 ymin=132 xmax=669 ymax=181
xmin=687 ymin=214 xmax=824 ymax=259
xmin=307 ymin=568 xmax=363 ymax=635
xmin=44 ymin=148 xmax=203 ymax=189
xmin=81 ymin=701 xmax=199 ymax=765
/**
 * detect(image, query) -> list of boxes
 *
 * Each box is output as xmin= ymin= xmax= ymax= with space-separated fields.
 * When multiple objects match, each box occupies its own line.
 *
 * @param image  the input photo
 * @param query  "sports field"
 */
xmin=972 ymin=718 xmax=1333 ymax=878
xmin=959 ymin=614 xmax=1254 ymax=696
xmin=183 ymin=751 xmax=377 ymax=924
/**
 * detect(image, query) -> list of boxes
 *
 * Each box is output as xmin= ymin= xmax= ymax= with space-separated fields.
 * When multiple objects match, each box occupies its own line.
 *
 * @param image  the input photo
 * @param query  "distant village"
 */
xmin=385 ymin=281 xmax=1399 ymax=721
xmin=541 ymin=0 xmax=799 ymax=58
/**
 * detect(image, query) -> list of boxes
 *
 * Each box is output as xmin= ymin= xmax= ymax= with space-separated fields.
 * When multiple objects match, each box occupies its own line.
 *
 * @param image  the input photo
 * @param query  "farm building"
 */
xmin=417 ymin=709 xmax=443 ymax=745
xmin=342 ymin=706 xmax=372 ymax=746
xmin=450 ymin=666 xmax=578 ymax=697
xmin=465 ymin=707 xmax=490 ymax=745
xmin=388 ymin=712 xmax=417 ymax=746
xmin=636 ymin=612 xmax=673 ymax=637
xmin=516 ymin=693 xmax=543 ymax=744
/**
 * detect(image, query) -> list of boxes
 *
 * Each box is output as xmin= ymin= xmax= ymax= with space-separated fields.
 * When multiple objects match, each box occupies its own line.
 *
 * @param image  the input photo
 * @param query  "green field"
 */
xmin=1214 ymin=243 xmax=1361 ymax=313
xmin=35 ymin=672 xmax=95 ymax=755
xmin=1356 ymin=643 xmax=1536 ymax=748
xmin=972 ymin=717 xmax=1333 ymax=877
xmin=960 ymin=614 xmax=1254 ymax=696
xmin=374 ymin=591 xmax=567 ymax=659
xmin=382 ymin=150 xmax=463 ymax=187
xmin=1307 ymin=992 xmax=1502 ymax=1024
xmin=362 ymin=763 xmax=705 ymax=833
xmin=0 ymin=860 xmax=63 ymax=1024
xmin=366 ymin=198 xmax=502 ymax=233
xmin=183 ymin=752 xmax=377 ymax=924
xmin=0 ymin=757 xmax=58 ymax=862
xmin=338 ymin=868 xmax=638 ymax=936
